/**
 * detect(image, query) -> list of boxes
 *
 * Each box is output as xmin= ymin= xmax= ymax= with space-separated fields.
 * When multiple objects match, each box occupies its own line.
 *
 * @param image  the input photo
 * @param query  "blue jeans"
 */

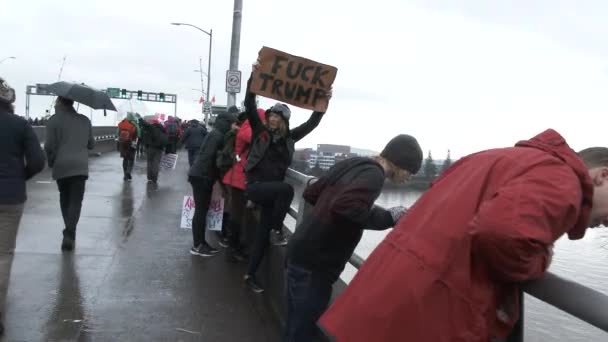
xmin=285 ymin=262 xmax=333 ymax=342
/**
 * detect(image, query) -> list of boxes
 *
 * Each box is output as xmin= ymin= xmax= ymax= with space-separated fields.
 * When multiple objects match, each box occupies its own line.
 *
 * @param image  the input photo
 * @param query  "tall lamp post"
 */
xmin=171 ymin=22 xmax=212 ymax=124
xmin=0 ymin=56 xmax=16 ymax=64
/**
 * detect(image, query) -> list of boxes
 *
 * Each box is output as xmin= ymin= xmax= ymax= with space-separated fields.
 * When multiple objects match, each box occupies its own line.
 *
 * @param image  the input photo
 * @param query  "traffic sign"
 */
xmin=226 ymin=70 xmax=241 ymax=93
xmin=106 ymin=87 xmax=120 ymax=98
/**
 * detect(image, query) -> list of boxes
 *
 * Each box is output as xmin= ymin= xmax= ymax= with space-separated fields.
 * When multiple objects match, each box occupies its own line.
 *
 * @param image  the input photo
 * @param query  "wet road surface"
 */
xmin=3 ymin=151 xmax=281 ymax=341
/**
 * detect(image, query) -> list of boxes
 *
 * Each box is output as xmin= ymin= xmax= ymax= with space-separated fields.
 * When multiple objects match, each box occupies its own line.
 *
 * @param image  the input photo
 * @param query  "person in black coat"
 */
xmin=188 ymin=112 xmax=237 ymax=257
xmin=180 ymin=119 xmax=208 ymax=167
xmin=284 ymin=134 xmax=423 ymax=342
xmin=0 ymin=78 xmax=45 ymax=337
xmin=242 ymin=73 xmax=329 ymax=293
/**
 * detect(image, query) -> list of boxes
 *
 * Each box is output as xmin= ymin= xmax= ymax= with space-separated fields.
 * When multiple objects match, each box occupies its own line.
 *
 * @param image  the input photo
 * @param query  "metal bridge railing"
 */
xmin=283 ymin=168 xmax=608 ymax=342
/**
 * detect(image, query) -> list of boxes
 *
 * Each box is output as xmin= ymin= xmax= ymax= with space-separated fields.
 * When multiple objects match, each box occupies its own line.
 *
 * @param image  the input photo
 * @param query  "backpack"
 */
xmin=216 ymin=130 xmax=239 ymax=178
xmin=166 ymin=121 xmax=178 ymax=137
xmin=118 ymin=120 xmax=136 ymax=143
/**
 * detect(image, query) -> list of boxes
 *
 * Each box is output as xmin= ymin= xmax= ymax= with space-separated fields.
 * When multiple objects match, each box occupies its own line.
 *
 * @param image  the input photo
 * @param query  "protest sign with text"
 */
xmin=250 ymin=47 xmax=337 ymax=112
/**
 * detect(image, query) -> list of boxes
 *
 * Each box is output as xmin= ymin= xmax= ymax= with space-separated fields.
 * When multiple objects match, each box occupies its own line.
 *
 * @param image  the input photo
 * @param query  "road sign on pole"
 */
xmin=226 ymin=70 xmax=241 ymax=93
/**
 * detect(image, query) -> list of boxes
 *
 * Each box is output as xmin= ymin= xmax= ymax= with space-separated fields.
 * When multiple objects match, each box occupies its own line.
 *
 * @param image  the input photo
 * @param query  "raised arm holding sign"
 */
xmin=250 ymin=47 xmax=337 ymax=112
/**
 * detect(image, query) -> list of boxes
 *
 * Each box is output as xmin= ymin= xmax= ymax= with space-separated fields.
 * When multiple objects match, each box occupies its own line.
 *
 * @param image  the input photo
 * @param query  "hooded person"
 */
xmin=116 ymin=112 xmax=141 ymax=180
xmin=44 ymin=96 xmax=95 ymax=251
xmin=0 ymin=77 xmax=45 ymax=336
xmin=319 ymin=129 xmax=608 ymax=342
xmin=284 ymin=134 xmax=423 ymax=342
xmin=241 ymin=73 xmax=329 ymax=293
xmin=139 ymin=118 xmax=168 ymax=184
xmin=222 ymin=108 xmax=267 ymax=262
xmin=164 ymin=116 xmax=180 ymax=154
xmin=180 ymin=119 xmax=208 ymax=167
xmin=188 ymin=112 xmax=237 ymax=257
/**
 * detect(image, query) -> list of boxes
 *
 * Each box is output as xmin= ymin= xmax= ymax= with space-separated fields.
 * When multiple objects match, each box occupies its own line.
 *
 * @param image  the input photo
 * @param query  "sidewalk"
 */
xmin=2 ymin=151 xmax=281 ymax=341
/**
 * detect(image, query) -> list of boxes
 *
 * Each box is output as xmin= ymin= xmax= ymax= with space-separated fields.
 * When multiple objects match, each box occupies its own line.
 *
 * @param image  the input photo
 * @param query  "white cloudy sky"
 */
xmin=2 ymin=0 xmax=607 ymax=158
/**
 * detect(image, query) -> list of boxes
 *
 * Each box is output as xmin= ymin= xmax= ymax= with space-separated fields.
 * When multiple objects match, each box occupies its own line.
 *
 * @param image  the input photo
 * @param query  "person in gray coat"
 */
xmin=0 ymin=77 xmax=45 ymax=337
xmin=44 ymin=96 xmax=95 ymax=251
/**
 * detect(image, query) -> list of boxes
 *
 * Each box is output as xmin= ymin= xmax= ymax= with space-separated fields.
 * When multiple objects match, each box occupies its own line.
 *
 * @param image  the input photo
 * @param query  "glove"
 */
xmin=387 ymin=206 xmax=408 ymax=225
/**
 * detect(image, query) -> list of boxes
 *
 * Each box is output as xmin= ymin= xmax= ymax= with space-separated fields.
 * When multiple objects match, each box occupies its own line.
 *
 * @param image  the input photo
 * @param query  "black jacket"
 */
xmin=180 ymin=123 xmax=208 ymax=150
xmin=188 ymin=113 xmax=236 ymax=181
xmin=141 ymin=121 xmax=168 ymax=149
xmin=243 ymin=86 xmax=324 ymax=182
xmin=287 ymin=157 xmax=395 ymax=281
xmin=0 ymin=110 xmax=46 ymax=204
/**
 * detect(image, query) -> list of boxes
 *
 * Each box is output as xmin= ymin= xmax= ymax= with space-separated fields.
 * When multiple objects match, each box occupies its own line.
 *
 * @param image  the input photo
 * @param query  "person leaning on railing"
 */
xmin=284 ymin=134 xmax=423 ymax=342
xmin=319 ymin=129 xmax=608 ymax=342
xmin=241 ymin=71 xmax=330 ymax=293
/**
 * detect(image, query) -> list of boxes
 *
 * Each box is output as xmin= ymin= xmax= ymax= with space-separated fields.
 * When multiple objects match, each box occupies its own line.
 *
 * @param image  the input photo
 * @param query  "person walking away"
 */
xmin=116 ymin=113 xmax=140 ymax=181
xmin=140 ymin=119 xmax=168 ymax=184
xmin=284 ymin=134 xmax=423 ymax=342
xmin=164 ymin=116 xmax=180 ymax=154
xmin=319 ymin=129 xmax=608 ymax=342
xmin=188 ymin=112 xmax=237 ymax=257
xmin=44 ymin=96 xmax=95 ymax=251
xmin=180 ymin=119 xmax=208 ymax=167
xmin=134 ymin=113 xmax=145 ymax=156
xmin=242 ymin=74 xmax=329 ymax=293
xmin=0 ymin=78 xmax=45 ymax=337
xmin=221 ymin=109 xmax=266 ymax=262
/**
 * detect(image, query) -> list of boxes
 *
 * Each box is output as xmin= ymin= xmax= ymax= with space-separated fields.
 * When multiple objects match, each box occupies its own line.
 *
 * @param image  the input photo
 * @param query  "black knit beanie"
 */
xmin=380 ymin=134 xmax=423 ymax=174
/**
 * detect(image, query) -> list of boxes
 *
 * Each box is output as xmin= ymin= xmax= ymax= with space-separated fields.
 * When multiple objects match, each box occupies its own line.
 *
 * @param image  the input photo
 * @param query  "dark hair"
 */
xmin=0 ymin=101 xmax=14 ymax=114
xmin=57 ymin=96 xmax=74 ymax=107
xmin=578 ymin=147 xmax=608 ymax=168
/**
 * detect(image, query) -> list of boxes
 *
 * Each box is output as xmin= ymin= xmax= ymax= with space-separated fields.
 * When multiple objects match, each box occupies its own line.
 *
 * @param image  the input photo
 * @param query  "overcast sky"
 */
xmin=2 ymin=0 xmax=608 ymax=158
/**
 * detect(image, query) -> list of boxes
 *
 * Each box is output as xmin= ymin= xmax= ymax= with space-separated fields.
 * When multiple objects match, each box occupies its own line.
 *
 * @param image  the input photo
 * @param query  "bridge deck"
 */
xmin=3 ymin=151 xmax=281 ymax=341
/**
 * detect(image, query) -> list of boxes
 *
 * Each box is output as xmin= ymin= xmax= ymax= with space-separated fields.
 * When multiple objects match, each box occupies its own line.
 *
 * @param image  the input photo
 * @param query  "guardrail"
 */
xmin=280 ymin=168 xmax=608 ymax=342
xmin=33 ymin=126 xmax=118 ymax=155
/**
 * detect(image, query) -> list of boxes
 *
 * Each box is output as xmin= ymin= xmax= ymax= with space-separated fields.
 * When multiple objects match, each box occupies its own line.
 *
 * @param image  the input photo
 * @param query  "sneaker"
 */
xmin=244 ymin=275 xmax=264 ymax=293
xmin=189 ymin=244 xmax=218 ymax=257
xmin=226 ymin=248 xmax=247 ymax=263
xmin=61 ymin=237 xmax=75 ymax=252
xmin=271 ymin=230 xmax=288 ymax=246
xmin=218 ymin=237 xmax=229 ymax=248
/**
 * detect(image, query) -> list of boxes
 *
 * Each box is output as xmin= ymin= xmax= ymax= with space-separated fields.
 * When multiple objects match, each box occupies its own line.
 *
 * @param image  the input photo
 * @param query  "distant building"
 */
xmin=317 ymin=144 xmax=350 ymax=155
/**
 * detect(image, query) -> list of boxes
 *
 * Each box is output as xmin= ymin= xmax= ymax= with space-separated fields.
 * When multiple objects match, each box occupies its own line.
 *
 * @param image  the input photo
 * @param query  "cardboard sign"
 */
xmin=250 ymin=47 xmax=337 ymax=112
xmin=180 ymin=183 xmax=224 ymax=231
xmin=160 ymin=153 xmax=178 ymax=171
xmin=180 ymin=196 xmax=195 ymax=229
xmin=205 ymin=182 xmax=224 ymax=231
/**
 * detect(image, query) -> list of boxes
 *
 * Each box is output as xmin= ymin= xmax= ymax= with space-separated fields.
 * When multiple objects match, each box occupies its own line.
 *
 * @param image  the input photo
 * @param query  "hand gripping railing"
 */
xmin=283 ymin=168 xmax=608 ymax=342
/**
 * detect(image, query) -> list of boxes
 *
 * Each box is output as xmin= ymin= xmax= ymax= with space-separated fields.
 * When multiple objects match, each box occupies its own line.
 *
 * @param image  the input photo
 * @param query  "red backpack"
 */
xmin=118 ymin=120 xmax=136 ymax=143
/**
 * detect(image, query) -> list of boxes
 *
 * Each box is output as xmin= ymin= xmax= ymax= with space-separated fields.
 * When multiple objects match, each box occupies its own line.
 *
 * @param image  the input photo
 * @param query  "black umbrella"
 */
xmin=47 ymin=81 xmax=117 ymax=113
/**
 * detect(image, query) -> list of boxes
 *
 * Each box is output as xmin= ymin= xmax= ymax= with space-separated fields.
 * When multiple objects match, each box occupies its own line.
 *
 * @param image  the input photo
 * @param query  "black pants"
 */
xmin=246 ymin=181 xmax=294 ymax=276
xmin=146 ymin=147 xmax=162 ymax=182
xmin=187 ymin=148 xmax=199 ymax=167
xmin=122 ymin=158 xmax=134 ymax=176
xmin=166 ymin=137 xmax=178 ymax=154
xmin=227 ymin=186 xmax=256 ymax=251
xmin=190 ymin=177 xmax=214 ymax=247
xmin=56 ymin=176 xmax=87 ymax=240
xmin=285 ymin=262 xmax=333 ymax=342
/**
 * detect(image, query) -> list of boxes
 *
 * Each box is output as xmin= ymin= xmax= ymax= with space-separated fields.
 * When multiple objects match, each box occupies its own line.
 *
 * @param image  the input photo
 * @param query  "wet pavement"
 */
xmin=3 ymin=151 xmax=281 ymax=341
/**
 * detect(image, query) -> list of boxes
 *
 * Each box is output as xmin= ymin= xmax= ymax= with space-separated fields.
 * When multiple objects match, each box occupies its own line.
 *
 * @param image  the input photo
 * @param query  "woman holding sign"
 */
xmin=242 ymin=68 xmax=330 ymax=293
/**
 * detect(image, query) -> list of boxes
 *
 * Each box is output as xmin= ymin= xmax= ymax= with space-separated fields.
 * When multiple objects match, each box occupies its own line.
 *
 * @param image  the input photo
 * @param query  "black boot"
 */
xmin=61 ymin=237 xmax=75 ymax=251
xmin=0 ymin=314 xmax=4 ymax=336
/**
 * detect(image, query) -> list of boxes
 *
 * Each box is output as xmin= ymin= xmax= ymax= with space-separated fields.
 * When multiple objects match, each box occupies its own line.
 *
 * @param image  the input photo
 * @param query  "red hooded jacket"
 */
xmin=319 ymin=129 xmax=593 ymax=342
xmin=222 ymin=109 xmax=266 ymax=190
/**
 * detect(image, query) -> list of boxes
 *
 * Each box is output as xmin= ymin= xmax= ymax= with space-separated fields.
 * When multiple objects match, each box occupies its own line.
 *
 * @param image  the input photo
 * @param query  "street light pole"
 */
xmin=227 ymin=0 xmax=243 ymax=107
xmin=171 ymin=22 xmax=213 ymax=124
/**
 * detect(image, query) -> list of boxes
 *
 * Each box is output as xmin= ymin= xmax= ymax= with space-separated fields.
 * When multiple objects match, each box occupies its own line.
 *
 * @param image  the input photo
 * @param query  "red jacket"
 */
xmin=222 ymin=109 xmax=266 ymax=190
xmin=319 ymin=129 xmax=593 ymax=342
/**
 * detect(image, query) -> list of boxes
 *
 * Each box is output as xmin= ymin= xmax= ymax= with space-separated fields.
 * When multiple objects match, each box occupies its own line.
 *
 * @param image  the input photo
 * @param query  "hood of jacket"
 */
xmin=214 ymin=112 xmax=237 ymax=135
xmin=515 ymin=129 xmax=593 ymax=239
